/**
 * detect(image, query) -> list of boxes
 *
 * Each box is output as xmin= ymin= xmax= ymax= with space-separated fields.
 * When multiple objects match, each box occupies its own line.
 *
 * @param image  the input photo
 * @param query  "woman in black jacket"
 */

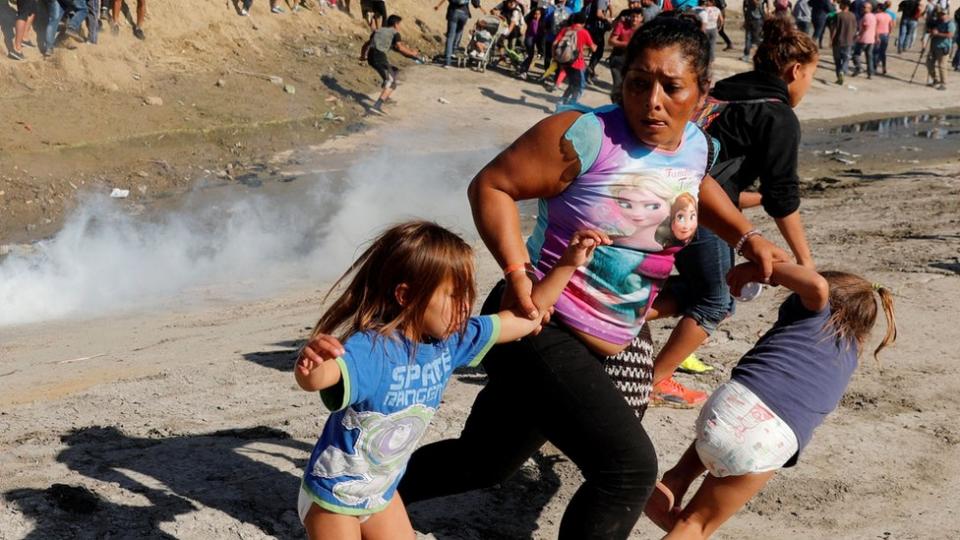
xmin=648 ymin=17 xmax=821 ymax=405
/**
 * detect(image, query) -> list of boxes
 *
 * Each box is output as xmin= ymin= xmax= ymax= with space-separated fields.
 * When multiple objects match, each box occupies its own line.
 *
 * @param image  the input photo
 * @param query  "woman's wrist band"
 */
xmin=735 ymin=229 xmax=762 ymax=255
xmin=503 ymin=262 xmax=532 ymax=277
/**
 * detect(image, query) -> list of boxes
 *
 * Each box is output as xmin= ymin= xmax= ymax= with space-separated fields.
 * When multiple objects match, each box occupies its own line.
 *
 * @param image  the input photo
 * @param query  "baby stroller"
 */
xmin=459 ymin=15 xmax=504 ymax=72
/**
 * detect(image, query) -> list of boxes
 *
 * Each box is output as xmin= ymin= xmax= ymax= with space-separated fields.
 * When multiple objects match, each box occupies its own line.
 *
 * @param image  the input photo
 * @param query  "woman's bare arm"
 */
xmin=467 ymin=111 xmax=583 ymax=317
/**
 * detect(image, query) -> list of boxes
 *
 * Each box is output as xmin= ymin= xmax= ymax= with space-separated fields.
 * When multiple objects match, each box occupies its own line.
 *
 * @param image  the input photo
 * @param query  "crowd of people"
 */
xmin=6 ymin=0 xmax=147 ymax=60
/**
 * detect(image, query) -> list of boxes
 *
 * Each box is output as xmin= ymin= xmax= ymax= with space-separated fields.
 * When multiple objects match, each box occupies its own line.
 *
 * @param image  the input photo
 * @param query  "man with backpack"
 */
xmin=553 ymin=11 xmax=596 ymax=106
xmin=926 ymin=7 xmax=955 ymax=88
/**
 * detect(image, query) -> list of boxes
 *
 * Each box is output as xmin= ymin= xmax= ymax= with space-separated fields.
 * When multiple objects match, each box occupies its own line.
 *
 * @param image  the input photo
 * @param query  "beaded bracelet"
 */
xmin=734 ymin=229 xmax=762 ymax=256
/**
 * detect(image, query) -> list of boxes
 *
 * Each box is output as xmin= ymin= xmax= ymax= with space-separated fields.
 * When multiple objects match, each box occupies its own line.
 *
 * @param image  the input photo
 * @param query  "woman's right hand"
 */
xmin=502 ymin=270 xmax=539 ymax=321
xmin=739 ymin=234 xmax=791 ymax=283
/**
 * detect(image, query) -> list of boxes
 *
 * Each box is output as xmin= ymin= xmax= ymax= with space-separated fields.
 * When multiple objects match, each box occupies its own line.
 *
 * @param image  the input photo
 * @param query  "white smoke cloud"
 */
xmin=0 ymin=130 xmax=501 ymax=327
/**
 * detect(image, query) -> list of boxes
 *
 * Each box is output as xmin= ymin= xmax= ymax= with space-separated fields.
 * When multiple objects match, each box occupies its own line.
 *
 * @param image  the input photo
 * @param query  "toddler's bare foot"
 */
xmin=644 ymin=481 xmax=680 ymax=532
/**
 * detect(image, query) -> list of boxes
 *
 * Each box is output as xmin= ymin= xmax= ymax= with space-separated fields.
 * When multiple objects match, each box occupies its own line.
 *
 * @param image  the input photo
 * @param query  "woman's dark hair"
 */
xmin=614 ymin=14 xmax=711 ymax=104
xmin=385 ymin=14 xmax=402 ymax=27
xmin=568 ymin=11 xmax=587 ymax=25
xmin=753 ymin=16 xmax=818 ymax=74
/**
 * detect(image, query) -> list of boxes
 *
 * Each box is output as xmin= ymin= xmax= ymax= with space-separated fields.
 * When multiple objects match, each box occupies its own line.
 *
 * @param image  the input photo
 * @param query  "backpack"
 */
xmin=553 ymin=28 xmax=580 ymax=64
xmin=451 ymin=0 xmax=469 ymax=6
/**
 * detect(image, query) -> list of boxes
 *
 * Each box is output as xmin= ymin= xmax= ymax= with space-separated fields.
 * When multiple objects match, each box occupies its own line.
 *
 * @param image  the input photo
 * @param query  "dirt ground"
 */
xmin=2 ymin=1 xmax=960 ymax=539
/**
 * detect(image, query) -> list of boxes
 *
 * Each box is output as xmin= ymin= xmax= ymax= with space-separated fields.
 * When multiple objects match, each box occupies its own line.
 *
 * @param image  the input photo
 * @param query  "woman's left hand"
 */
xmin=739 ymin=234 xmax=791 ymax=283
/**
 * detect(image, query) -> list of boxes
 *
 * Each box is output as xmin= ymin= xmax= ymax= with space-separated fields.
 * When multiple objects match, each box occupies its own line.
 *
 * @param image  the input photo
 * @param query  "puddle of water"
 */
xmin=829 ymin=113 xmax=960 ymax=138
xmin=802 ymin=110 xmax=960 ymax=170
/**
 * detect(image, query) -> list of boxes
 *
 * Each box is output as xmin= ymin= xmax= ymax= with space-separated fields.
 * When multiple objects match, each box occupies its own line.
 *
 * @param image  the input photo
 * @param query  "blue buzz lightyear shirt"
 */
xmin=301 ymin=315 xmax=501 ymax=515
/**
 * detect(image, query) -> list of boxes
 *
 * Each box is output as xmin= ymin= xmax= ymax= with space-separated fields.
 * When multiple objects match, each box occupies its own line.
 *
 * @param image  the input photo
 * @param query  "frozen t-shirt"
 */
xmin=301 ymin=316 xmax=500 ymax=515
xmin=526 ymin=105 xmax=710 ymax=345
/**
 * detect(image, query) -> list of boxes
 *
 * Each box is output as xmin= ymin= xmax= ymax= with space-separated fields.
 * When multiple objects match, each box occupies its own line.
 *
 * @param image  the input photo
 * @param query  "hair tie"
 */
xmin=872 ymin=283 xmax=883 ymax=291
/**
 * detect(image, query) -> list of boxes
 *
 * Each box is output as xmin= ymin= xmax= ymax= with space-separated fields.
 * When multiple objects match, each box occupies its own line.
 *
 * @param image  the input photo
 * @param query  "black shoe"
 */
xmin=133 ymin=26 xmax=145 ymax=40
xmin=22 ymin=40 xmax=35 ymax=48
xmin=8 ymin=49 xmax=25 ymax=61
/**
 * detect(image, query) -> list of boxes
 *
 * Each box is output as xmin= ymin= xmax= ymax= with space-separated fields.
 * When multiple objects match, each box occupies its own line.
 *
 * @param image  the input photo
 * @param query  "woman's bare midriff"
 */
xmin=568 ymin=326 xmax=631 ymax=357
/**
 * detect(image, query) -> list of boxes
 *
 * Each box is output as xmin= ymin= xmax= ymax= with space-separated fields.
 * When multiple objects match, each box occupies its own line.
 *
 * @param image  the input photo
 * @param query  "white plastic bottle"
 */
xmin=735 ymin=282 xmax=764 ymax=302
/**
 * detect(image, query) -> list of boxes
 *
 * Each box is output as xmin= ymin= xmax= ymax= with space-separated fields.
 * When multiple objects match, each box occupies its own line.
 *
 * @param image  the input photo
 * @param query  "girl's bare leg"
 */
xmin=302 ymin=502 xmax=361 ymax=540
xmin=360 ymin=495 xmax=415 ymax=540
xmin=645 ymin=442 xmax=707 ymax=532
xmin=664 ymin=470 xmax=776 ymax=540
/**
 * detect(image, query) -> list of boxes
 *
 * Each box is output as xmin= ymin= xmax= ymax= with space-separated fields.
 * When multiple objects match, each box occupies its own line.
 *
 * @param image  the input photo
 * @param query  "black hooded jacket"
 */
xmin=707 ymin=70 xmax=801 ymax=219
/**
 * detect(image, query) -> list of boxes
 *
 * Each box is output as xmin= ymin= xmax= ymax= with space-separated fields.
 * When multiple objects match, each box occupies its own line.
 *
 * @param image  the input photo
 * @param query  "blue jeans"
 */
xmin=873 ymin=33 xmax=889 ymax=72
xmin=560 ymin=66 xmax=585 ymax=105
xmin=812 ymin=11 xmax=828 ymax=47
xmin=664 ymin=226 xmax=735 ymax=335
xmin=833 ymin=44 xmax=852 ymax=78
xmin=853 ymin=42 xmax=874 ymax=75
xmin=45 ymin=0 xmax=87 ymax=50
xmin=897 ymin=19 xmax=917 ymax=52
xmin=743 ymin=17 xmax=762 ymax=58
xmin=85 ymin=0 xmax=99 ymax=44
xmin=444 ymin=8 xmax=469 ymax=66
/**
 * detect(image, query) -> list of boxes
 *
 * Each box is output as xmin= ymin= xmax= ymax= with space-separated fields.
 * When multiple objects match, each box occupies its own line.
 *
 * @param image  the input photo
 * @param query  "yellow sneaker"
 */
xmin=677 ymin=354 xmax=714 ymax=375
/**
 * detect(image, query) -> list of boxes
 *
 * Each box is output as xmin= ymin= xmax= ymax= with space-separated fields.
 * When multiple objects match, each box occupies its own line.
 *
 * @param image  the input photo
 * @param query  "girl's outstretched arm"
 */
xmin=294 ymin=335 xmax=346 ymax=392
xmin=496 ymin=230 xmax=611 ymax=343
xmin=728 ymin=261 xmax=829 ymax=312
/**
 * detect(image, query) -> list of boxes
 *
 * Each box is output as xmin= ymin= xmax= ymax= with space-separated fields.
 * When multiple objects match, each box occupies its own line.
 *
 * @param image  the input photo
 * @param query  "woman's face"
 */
xmin=621 ymin=45 xmax=705 ymax=151
xmin=786 ymin=59 xmax=819 ymax=107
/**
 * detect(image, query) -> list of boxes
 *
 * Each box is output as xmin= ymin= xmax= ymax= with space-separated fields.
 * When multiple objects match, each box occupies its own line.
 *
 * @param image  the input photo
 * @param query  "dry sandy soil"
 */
xmin=2 ymin=1 xmax=960 ymax=538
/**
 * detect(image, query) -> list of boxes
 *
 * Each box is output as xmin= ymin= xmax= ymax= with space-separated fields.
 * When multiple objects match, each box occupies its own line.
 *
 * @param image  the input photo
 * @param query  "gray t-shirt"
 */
xmin=731 ymin=294 xmax=858 ymax=466
xmin=371 ymin=27 xmax=400 ymax=53
xmin=640 ymin=4 xmax=661 ymax=21
xmin=793 ymin=0 xmax=812 ymax=21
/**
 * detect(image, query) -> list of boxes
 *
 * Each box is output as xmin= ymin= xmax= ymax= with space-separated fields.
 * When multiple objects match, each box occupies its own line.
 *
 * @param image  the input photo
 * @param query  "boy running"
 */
xmin=359 ymin=14 xmax=423 ymax=115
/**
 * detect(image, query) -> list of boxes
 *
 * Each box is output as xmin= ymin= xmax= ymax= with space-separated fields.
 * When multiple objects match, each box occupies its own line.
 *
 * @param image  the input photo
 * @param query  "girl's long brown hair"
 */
xmin=311 ymin=221 xmax=476 ymax=343
xmin=821 ymin=271 xmax=898 ymax=366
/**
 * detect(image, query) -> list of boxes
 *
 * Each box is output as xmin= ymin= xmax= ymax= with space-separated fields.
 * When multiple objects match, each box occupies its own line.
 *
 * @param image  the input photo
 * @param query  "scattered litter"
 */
xmin=824 ymin=149 xmax=852 ymax=156
xmin=143 ymin=96 xmax=163 ymax=106
xmin=16 ymin=121 xmax=32 ymax=132
xmin=109 ymin=188 xmax=130 ymax=198
xmin=900 ymin=146 xmax=922 ymax=152
xmin=132 ymin=73 xmax=141 ymax=81
xmin=322 ymin=111 xmax=345 ymax=122
xmin=302 ymin=47 xmax=317 ymax=56
xmin=896 ymin=159 xmax=921 ymax=164
xmin=325 ymin=96 xmax=339 ymax=102
xmin=56 ymin=353 xmax=107 ymax=365
xmin=847 ymin=85 xmax=857 ymax=91
xmin=283 ymin=84 xmax=296 ymax=94
xmin=831 ymin=156 xmax=856 ymax=165
xmin=215 ymin=78 xmax=226 ymax=87
xmin=136 ymin=170 xmax=149 ymax=178
xmin=138 ymin=185 xmax=148 ymax=194
xmin=437 ymin=97 xmax=450 ymax=104
xmin=269 ymin=75 xmax=284 ymax=85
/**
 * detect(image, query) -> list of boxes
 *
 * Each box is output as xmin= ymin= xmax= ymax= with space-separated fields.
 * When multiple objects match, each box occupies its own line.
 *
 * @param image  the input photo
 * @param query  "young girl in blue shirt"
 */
xmin=294 ymin=220 xmax=608 ymax=539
